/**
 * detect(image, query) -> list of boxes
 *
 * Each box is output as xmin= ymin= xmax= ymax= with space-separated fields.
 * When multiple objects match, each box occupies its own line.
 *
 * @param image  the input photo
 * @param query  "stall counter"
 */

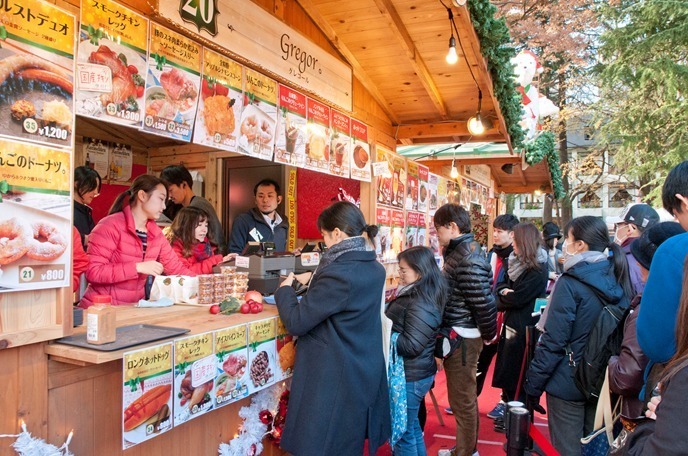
xmin=45 ymin=304 xmax=279 ymax=365
xmin=45 ymin=304 xmax=286 ymax=455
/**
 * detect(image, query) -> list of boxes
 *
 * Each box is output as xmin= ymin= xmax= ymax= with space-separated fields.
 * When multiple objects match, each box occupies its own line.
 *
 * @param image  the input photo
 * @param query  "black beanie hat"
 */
xmin=542 ymin=222 xmax=562 ymax=241
xmin=630 ymin=222 xmax=685 ymax=270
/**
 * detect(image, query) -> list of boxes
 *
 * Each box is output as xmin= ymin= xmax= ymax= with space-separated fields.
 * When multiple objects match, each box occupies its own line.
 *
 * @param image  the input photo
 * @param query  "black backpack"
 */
xmin=574 ymin=299 xmax=630 ymax=402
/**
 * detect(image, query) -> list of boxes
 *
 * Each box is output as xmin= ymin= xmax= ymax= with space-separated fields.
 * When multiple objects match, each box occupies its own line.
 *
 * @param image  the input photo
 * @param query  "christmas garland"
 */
xmin=466 ymin=0 xmax=525 ymax=151
xmin=523 ymin=132 xmax=565 ymax=200
xmin=218 ymin=383 xmax=289 ymax=456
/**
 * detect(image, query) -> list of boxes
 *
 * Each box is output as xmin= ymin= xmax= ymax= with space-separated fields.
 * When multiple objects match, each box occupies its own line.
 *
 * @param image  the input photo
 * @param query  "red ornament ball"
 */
xmin=259 ymin=410 xmax=273 ymax=425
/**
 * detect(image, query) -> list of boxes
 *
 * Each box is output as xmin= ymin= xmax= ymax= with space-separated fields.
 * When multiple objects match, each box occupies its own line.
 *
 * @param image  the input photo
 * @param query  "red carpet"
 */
xmin=373 ymin=367 xmax=551 ymax=455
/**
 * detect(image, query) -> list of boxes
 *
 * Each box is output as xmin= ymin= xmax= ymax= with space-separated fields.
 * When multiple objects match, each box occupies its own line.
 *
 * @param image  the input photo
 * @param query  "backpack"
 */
xmin=574 ymin=300 xmax=630 ymax=402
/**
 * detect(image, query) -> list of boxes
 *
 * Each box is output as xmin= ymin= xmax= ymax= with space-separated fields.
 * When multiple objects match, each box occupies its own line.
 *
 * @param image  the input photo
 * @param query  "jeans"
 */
xmin=546 ymin=393 xmax=596 ymax=456
xmin=444 ymin=336 xmax=483 ymax=456
xmin=394 ymin=375 xmax=435 ymax=456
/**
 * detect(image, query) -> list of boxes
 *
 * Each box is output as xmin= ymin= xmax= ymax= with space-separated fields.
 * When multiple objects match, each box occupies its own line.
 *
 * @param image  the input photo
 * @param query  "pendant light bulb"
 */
xmin=450 ymin=160 xmax=459 ymax=179
xmin=446 ymin=36 xmax=458 ymax=65
xmin=467 ymin=114 xmax=485 ymax=136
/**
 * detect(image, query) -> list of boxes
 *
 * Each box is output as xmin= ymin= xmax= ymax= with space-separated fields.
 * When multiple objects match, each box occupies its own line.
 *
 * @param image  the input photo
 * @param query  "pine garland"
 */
xmin=523 ymin=132 xmax=565 ymax=200
xmin=466 ymin=0 xmax=525 ymax=151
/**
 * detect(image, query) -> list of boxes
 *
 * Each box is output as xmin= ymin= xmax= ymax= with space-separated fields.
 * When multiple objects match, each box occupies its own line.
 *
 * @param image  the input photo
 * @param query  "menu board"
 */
xmin=274 ymin=85 xmax=307 ymax=168
xmin=418 ymin=214 xmax=427 ymax=247
xmin=329 ymin=110 xmax=351 ymax=178
xmin=141 ymin=23 xmax=201 ymax=142
xmin=350 ymin=119 xmax=371 ymax=182
xmin=304 ymin=98 xmax=330 ymax=173
xmin=405 ymin=161 xmax=419 ymax=211
xmin=418 ymin=164 xmax=429 ymax=213
xmin=193 ymin=49 xmax=244 ymax=151
xmin=375 ymin=208 xmax=392 ymax=263
xmin=428 ymin=215 xmax=441 ymax=257
xmin=0 ymin=1 xmax=75 ymax=148
xmin=428 ymin=173 xmax=440 ymax=216
xmin=376 ymin=148 xmax=406 ymax=210
xmin=0 ymin=138 xmax=71 ymax=291
xmin=122 ymin=343 xmax=174 ymax=449
xmin=390 ymin=209 xmax=405 ymax=259
xmin=76 ymin=0 xmax=148 ymax=128
xmin=214 ymin=325 xmax=249 ymax=408
xmin=247 ymin=318 xmax=277 ymax=395
xmin=238 ymin=69 xmax=277 ymax=161
xmin=83 ymin=137 xmax=109 ymax=178
xmin=275 ymin=318 xmax=295 ymax=381
xmin=173 ymin=332 xmax=215 ymax=426
xmin=108 ymin=142 xmax=133 ymax=182
xmin=406 ymin=211 xmax=419 ymax=249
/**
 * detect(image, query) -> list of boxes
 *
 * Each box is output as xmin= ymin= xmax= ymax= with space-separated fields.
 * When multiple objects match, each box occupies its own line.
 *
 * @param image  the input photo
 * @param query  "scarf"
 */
xmin=507 ymin=248 xmax=549 ymax=282
xmin=316 ymin=236 xmax=367 ymax=272
xmin=192 ymin=238 xmax=214 ymax=262
xmin=536 ymin=249 xmax=609 ymax=332
xmin=492 ymin=243 xmax=513 ymax=260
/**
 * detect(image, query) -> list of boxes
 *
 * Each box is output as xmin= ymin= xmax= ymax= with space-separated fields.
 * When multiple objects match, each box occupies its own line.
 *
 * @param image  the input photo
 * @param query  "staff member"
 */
xmin=228 ymin=179 xmax=289 ymax=253
xmin=73 ymin=165 xmax=101 ymax=249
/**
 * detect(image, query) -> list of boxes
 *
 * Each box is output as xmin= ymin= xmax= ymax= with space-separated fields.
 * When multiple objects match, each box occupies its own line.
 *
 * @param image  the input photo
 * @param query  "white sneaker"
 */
xmin=437 ymin=450 xmax=452 ymax=456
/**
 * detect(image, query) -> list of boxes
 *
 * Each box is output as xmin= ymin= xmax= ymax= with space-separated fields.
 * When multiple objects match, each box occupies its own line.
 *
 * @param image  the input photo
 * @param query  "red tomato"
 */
xmin=127 ymin=65 xmax=138 ymax=74
xmin=250 ymin=303 xmax=261 ymax=314
xmin=214 ymin=83 xmax=229 ymax=97
xmin=136 ymin=85 xmax=144 ymax=98
xmin=240 ymin=303 xmax=251 ymax=314
xmin=201 ymin=78 xmax=214 ymax=100
xmin=209 ymin=305 xmax=220 ymax=314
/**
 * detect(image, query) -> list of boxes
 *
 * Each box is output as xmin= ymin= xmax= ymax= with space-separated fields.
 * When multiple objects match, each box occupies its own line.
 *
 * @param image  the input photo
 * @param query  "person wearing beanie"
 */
xmin=613 ymin=203 xmax=660 ymax=294
xmin=608 ymin=222 xmax=685 ymax=418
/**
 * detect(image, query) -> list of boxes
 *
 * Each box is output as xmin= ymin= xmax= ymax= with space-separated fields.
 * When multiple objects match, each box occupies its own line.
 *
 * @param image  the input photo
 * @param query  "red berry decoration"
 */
xmin=259 ymin=409 xmax=273 ymax=425
xmin=209 ymin=305 xmax=220 ymax=314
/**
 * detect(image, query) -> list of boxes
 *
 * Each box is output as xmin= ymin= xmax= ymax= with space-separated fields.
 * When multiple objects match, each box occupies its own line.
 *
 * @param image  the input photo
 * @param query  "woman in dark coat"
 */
xmin=525 ymin=216 xmax=633 ymax=456
xmin=493 ymin=223 xmax=548 ymax=403
xmin=275 ymin=202 xmax=389 ymax=456
xmin=385 ymin=246 xmax=446 ymax=456
xmin=73 ymin=166 xmax=101 ymax=249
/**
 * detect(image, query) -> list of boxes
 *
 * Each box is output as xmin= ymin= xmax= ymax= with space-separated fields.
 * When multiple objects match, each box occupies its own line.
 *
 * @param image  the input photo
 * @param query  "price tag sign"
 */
xmin=300 ymin=252 xmax=320 ymax=267
xmin=235 ymin=256 xmax=250 ymax=268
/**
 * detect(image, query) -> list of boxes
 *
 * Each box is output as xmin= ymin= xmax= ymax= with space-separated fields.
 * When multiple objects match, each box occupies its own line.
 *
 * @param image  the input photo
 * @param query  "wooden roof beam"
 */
xmin=297 ymin=0 xmax=399 ymax=124
xmin=371 ymin=0 xmax=449 ymax=118
xmin=396 ymin=121 xmax=502 ymax=140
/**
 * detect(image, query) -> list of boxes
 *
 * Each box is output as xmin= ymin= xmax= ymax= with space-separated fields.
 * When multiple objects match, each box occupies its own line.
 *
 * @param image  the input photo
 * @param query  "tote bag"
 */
xmin=388 ymin=332 xmax=407 ymax=446
xmin=580 ymin=368 xmax=622 ymax=456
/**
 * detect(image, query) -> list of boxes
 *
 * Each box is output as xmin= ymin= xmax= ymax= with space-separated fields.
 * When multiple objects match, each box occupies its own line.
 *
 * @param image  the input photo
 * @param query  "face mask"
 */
xmin=561 ymin=241 xmax=578 ymax=262
xmin=613 ymin=229 xmax=627 ymax=246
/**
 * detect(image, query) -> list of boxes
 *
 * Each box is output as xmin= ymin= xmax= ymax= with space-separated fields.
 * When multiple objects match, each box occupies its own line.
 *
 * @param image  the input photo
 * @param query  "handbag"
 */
xmin=580 ymin=368 xmax=622 ymax=456
xmin=387 ymin=332 xmax=407 ymax=446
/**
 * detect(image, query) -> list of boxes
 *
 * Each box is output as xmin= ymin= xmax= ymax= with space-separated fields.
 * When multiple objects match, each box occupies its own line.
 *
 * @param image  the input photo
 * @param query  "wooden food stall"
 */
xmin=0 ymin=0 xmax=555 ymax=454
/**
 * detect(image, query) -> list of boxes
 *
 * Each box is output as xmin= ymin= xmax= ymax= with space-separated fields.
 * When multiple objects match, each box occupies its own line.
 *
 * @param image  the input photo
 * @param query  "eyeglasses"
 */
xmin=614 ymin=222 xmax=629 ymax=230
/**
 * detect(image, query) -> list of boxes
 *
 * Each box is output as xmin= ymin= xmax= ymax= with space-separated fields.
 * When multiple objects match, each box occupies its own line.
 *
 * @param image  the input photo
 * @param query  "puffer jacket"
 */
xmin=386 ymin=286 xmax=443 ymax=382
xmin=608 ymin=294 xmax=648 ymax=418
xmin=525 ymin=258 xmax=629 ymax=401
xmin=228 ymin=208 xmax=289 ymax=253
xmin=82 ymin=205 xmax=193 ymax=308
xmin=441 ymin=233 xmax=497 ymax=341
xmin=171 ymin=239 xmax=224 ymax=274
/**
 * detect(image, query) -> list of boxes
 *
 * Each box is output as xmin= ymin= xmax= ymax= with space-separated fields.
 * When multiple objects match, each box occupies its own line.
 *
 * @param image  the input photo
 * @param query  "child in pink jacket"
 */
xmin=166 ymin=206 xmax=234 ymax=274
xmin=81 ymin=175 xmax=194 ymax=308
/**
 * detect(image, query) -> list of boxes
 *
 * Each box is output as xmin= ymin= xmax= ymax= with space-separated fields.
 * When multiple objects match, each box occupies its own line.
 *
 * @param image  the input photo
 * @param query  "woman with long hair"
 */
xmin=385 ymin=246 xmax=446 ymax=455
xmin=493 ymin=223 xmax=548 ymax=403
xmin=166 ymin=207 xmax=235 ymax=274
xmin=81 ymin=175 xmax=193 ymax=308
xmin=73 ymin=165 xmax=101 ymax=248
xmin=274 ymin=201 xmax=390 ymax=455
xmin=624 ymin=256 xmax=688 ymax=454
xmin=525 ymin=216 xmax=632 ymax=455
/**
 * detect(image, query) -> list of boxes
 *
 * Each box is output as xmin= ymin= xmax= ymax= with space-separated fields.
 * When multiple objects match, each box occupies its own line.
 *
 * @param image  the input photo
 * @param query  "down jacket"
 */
xmin=441 ymin=233 xmax=497 ymax=341
xmin=228 ymin=208 xmax=289 ymax=253
xmin=82 ymin=205 xmax=193 ymax=308
xmin=525 ymin=258 xmax=629 ymax=401
xmin=385 ymin=286 xmax=443 ymax=382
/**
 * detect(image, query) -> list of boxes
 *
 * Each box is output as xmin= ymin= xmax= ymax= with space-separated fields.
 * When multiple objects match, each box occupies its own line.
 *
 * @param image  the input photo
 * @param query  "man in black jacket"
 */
xmin=434 ymin=204 xmax=497 ymax=456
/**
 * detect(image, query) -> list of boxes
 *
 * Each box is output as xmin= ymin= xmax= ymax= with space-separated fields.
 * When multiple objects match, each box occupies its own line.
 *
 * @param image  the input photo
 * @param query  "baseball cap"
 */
xmin=542 ymin=222 xmax=562 ymax=241
xmin=618 ymin=203 xmax=660 ymax=230
xmin=630 ymin=221 xmax=685 ymax=270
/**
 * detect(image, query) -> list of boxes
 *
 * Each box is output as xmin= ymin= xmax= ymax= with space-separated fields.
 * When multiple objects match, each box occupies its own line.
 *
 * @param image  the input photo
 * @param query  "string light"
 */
xmin=445 ymin=9 xmax=458 ymax=64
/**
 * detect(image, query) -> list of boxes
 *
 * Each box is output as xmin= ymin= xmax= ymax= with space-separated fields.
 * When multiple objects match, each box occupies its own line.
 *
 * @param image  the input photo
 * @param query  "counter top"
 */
xmin=45 ymin=304 xmax=280 ymax=365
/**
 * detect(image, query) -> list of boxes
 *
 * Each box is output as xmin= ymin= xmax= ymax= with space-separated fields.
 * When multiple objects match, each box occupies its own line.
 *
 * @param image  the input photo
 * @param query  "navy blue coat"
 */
xmin=525 ymin=259 xmax=628 ymax=401
xmin=228 ymin=208 xmax=289 ymax=253
xmin=275 ymin=250 xmax=390 ymax=455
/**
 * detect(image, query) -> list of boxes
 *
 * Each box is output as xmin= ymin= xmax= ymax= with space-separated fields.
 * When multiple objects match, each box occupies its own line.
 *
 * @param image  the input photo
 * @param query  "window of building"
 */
xmin=520 ymin=194 xmax=543 ymax=210
xmin=609 ymin=185 xmax=633 ymax=208
xmin=578 ymin=190 xmax=602 ymax=209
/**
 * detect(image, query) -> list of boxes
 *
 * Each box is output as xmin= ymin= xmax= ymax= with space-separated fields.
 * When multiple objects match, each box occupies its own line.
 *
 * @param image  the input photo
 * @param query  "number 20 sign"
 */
xmin=179 ymin=0 xmax=218 ymax=35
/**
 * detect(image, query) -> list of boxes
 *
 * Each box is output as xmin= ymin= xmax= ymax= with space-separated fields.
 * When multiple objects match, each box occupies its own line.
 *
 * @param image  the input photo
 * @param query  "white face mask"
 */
xmin=561 ymin=240 xmax=579 ymax=262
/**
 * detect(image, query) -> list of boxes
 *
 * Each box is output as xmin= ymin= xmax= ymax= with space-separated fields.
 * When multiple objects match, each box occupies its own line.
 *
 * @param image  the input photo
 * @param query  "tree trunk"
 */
xmin=543 ymin=196 xmax=553 ymax=223
xmin=557 ymin=73 xmax=573 ymax=227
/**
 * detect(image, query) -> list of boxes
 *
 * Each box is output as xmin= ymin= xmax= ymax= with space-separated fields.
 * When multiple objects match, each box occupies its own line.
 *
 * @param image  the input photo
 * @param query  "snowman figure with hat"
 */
xmin=512 ymin=50 xmax=560 ymax=140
